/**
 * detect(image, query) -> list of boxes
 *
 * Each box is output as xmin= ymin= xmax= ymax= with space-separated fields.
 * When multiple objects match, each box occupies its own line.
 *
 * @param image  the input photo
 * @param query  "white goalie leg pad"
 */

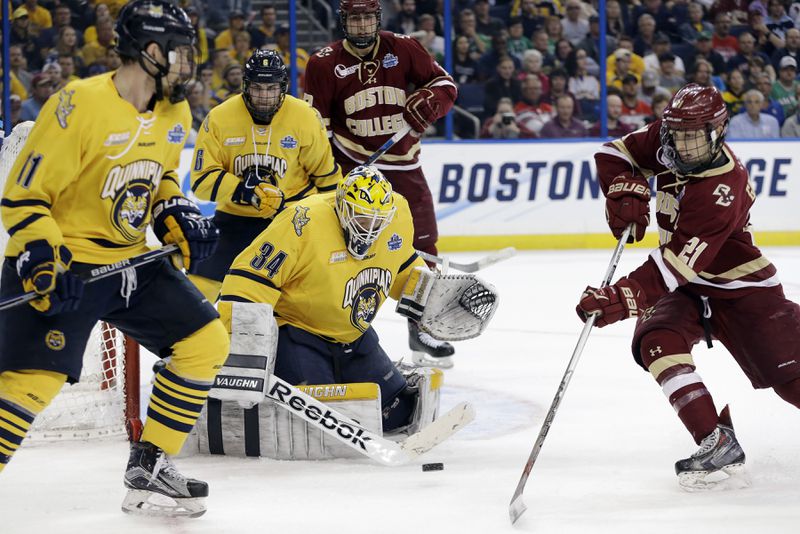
xmin=183 ymin=382 xmax=384 ymax=460
xmin=389 ymin=363 xmax=444 ymax=437
xmin=209 ymin=302 xmax=277 ymax=408
xmin=397 ymin=267 xmax=500 ymax=341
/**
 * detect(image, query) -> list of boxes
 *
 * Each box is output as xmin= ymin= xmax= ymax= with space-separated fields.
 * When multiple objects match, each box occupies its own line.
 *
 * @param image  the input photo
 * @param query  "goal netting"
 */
xmin=0 ymin=121 xmax=140 ymax=442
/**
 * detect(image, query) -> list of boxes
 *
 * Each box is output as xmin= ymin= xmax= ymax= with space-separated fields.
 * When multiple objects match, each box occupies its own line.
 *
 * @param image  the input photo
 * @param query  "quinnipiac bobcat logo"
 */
xmin=342 ymin=268 xmax=392 ymax=332
xmin=110 ymin=180 xmax=153 ymax=241
xmin=45 ymin=330 xmax=66 ymax=351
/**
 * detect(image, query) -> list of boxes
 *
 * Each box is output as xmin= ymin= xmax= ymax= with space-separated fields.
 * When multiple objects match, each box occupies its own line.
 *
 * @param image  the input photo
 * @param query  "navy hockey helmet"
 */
xmin=339 ymin=0 xmax=381 ymax=49
xmin=243 ymin=49 xmax=289 ymax=124
xmin=115 ymin=0 xmax=196 ymax=103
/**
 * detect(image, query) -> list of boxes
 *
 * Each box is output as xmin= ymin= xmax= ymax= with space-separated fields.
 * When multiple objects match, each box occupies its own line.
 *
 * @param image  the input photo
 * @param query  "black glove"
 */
xmin=152 ymin=196 xmax=220 ymax=274
xmin=232 ymin=168 xmax=285 ymax=218
xmin=16 ymin=240 xmax=84 ymax=315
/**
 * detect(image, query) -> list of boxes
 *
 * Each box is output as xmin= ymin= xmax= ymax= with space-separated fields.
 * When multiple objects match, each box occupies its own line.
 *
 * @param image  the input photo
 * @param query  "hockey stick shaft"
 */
xmin=265 ymin=374 xmax=475 ymax=466
xmin=416 ymin=247 xmax=516 ymax=273
xmin=0 ymin=244 xmax=180 ymax=312
xmin=364 ymin=125 xmax=413 ymax=166
xmin=508 ymin=226 xmax=631 ymax=524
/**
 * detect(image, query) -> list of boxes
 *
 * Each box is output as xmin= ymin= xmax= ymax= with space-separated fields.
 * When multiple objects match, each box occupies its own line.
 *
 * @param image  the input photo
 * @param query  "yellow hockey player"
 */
xmin=218 ymin=166 xmax=430 ymax=432
xmin=0 ymin=0 xmax=229 ymax=518
xmin=189 ymin=49 xmax=341 ymax=303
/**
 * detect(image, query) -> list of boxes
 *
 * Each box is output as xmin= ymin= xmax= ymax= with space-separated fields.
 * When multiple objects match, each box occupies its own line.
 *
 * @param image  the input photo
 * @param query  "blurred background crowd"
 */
xmin=3 ymin=0 xmax=800 ymax=140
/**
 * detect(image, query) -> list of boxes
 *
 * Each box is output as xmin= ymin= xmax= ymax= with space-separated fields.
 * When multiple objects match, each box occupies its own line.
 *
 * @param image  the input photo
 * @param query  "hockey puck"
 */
xmin=422 ymin=462 xmax=444 ymax=472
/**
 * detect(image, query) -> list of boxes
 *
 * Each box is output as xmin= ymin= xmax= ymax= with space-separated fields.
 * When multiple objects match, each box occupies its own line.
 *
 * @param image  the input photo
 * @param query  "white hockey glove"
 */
xmin=396 ymin=267 xmax=499 ymax=341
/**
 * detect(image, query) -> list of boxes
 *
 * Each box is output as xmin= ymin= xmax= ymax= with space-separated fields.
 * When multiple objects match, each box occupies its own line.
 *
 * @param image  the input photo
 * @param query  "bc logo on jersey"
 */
xmin=110 ymin=180 xmax=153 ymax=241
xmin=342 ymin=268 xmax=393 ymax=332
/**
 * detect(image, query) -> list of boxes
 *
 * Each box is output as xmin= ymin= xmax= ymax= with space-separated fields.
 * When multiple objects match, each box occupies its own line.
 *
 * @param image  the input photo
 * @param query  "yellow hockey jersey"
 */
xmin=2 ymin=72 xmax=190 ymax=263
xmin=219 ymin=193 xmax=425 ymax=343
xmin=190 ymin=94 xmax=341 ymax=218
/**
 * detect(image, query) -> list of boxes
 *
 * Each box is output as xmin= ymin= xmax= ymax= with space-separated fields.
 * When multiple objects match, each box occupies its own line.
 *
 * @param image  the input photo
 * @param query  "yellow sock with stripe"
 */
xmin=0 ymin=370 xmax=67 ymax=473
xmin=141 ymin=366 xmax=213 ymax=455
xmin=141 ymin=319 xmax=229 ymax=454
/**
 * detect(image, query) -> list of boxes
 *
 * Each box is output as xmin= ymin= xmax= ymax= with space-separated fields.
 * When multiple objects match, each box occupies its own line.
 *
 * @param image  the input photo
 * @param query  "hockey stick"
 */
xmin=364 ymin=125 xmax=413 ymax=166
xmin=508 ymin=226 xmax=632 ymax=525
xmin=266 ymin=374 xmax=475 ymax=466
xmin=0 ymin=244 xmax=180 ymax=312
xmin=416 ymin=247 xmax=516 ymax=273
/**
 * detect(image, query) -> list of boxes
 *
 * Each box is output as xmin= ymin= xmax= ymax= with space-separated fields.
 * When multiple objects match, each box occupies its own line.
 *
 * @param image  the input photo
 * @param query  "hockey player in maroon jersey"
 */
xmin=576 ymin=84 xmax=800 ymax=490
xmin=304 ymin=0 xmax=459 ymax=368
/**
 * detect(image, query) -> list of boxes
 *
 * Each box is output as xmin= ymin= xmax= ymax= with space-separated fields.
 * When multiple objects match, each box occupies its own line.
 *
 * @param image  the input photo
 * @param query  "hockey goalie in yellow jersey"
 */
xmin=0 ymin=0 xmax=229 ymax=519
xmin=217 ymin=166 xmax=498 ymax=437
xmin=219 ymin=165 xmax=430 ymax=432
xmin=189 ymin=48 xmax=341 ymax=304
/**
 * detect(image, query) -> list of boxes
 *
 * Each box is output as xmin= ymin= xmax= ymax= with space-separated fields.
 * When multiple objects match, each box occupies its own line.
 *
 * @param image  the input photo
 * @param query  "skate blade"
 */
xmin=412 ymin=351 xmax=454 ymax=369
xmin=121 ymin=489 xmax=207 ymax=518
xmin=678 ymin=463 xmax=750 ymax=492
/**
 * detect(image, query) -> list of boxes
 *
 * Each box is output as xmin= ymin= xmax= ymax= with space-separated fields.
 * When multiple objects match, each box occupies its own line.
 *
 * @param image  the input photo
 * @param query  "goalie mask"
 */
xmin=659 ymin=84 xmax=728 ymax=176
xmin=115 ymin=0 xmax=196 ymax=104
xmin=243 ymin=49 xmax=289 ymax=124
xmin=339 ymin=0 xmax=381 ymax=49
xmin=335 ymin=166 xmax=397 ymax=260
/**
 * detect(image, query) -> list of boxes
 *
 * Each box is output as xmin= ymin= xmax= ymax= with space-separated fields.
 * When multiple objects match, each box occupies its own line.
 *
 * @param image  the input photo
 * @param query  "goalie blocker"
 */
xmin=195 ymin=302 xmax=443 ymax=460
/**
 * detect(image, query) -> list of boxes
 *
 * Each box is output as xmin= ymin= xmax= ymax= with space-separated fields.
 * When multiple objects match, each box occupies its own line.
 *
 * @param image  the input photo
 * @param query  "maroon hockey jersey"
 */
xmin=595 ymin=120 xmax=779 ymax=306
xmin=303 ymin=31 xmax=456 ymax=171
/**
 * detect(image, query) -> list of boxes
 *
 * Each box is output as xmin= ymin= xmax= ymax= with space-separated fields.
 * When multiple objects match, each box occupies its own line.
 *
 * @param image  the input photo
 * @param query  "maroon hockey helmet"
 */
xmin=339 ymin=0 xmax=381 ymax=49
xmin=659 ymin=84 xmax=729 ymax=175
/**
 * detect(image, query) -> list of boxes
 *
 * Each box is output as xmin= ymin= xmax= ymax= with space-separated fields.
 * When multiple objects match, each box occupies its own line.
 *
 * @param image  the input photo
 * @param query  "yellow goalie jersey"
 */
xmin=190 ymin=94 xmax=341 ymax=217
xmin=2 ymin=72 xmax=190 ymax=264
xmin=219 ymin=193 xmax=426 ymax=343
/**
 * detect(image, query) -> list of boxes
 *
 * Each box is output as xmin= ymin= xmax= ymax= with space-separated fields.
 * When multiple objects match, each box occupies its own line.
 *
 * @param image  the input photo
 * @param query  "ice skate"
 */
xmin=409 ymin=320 xmax=455 ymax=369
xmin=675 ymin=406 xmax=748 ymax=492
xmin=122 ymin=441 xmax=209 ymax=518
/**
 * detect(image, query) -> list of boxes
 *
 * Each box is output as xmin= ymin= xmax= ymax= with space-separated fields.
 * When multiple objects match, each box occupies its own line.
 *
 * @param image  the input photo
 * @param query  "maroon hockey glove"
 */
xmin=403 ymin=88 xmax=441 ymax=133
xmin=576 ymin=277 xmax=645 ymax=328
xmin=605 ymin=175 xmax=650 ymax=242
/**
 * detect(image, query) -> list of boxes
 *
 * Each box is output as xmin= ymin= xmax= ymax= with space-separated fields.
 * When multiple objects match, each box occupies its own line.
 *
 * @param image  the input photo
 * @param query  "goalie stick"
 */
xmin=416 ymin=247 xmax=516 ymax=273
xmin=508 ymin=227 xmax=631 ymax=525
xmin=266 ymin=373 xmax=475 ymax=466
xmin=0 ymin=244 xmax=180 ymax=312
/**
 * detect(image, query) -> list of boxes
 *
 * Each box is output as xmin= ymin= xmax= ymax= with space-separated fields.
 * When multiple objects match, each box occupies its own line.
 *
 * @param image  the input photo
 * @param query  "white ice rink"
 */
xmin=2 ymin=246 xmax=799 ymax=534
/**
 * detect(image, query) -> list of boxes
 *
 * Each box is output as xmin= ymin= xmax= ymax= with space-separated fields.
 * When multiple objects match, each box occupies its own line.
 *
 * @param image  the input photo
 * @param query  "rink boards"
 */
xmin=177 ymin=139 xmax=800 ymax=251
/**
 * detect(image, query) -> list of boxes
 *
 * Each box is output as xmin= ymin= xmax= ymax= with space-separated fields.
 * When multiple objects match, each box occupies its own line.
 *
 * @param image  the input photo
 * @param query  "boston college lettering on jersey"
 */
xmin=305 ymin=31 xmax=456 ymax=171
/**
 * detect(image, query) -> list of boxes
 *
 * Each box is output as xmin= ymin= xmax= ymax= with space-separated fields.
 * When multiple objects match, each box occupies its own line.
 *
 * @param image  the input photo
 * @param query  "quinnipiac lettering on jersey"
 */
xmin=233 ymin=153 xmax=288 ymax=178
xmin=342 ymin=267 xmax=393 ymax=332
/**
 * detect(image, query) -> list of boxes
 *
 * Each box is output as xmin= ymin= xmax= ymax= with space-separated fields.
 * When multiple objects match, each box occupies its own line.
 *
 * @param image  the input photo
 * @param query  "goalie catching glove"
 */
xmin=152 ymin=196 xmax=220 ymax=274
xmin=16 ymin=240 xmax=84 ymax=315
xmin=396 ymin=267 xmax=499 ymax=341
xmin=576 ymin=277 xmax=645 ymax=328
xmin=232 ymin=168 xmax=285 ymax=218
xmin=605 ymin=174 xmax=650 ymax=243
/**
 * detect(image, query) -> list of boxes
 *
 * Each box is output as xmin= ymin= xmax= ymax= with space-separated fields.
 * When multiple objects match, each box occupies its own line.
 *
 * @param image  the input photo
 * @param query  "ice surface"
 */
xmin=3 ymin=246 xmax=799 ymax=533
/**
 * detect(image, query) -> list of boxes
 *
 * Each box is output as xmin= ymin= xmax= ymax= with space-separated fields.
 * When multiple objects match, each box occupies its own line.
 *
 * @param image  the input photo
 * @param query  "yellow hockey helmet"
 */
xmin=335 ymin=165 xmax=397 ymax=259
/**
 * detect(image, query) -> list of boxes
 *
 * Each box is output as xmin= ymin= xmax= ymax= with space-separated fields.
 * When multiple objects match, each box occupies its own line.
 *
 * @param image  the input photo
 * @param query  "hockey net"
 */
xmin=0 ymin=121 xmax=141 ymax=442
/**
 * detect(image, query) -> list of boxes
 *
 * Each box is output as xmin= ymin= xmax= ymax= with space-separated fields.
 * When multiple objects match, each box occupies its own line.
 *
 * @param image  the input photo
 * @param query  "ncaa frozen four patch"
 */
xmin=382 ymin=53 xmax=399 ymax=69
xmin=281 ymin=135 xmax=298 ymax=149
xmin=167 ymin=124 xmax=186 ymax=144
xmin=388 ymin=233 xmax=402 ymax=251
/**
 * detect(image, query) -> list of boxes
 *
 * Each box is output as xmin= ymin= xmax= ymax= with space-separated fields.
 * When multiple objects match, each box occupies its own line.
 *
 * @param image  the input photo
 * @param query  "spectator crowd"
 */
xmin=3 ymin=0 xmax=800 ymax=140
